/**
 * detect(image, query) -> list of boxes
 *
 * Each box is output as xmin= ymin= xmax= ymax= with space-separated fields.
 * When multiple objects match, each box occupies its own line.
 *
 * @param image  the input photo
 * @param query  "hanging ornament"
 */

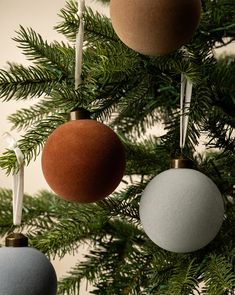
xmin=110 ymin=0 xmax=202 ymax=56
xmin=1 ymin=134 xmax=57 ymax=294
xmin=41 ymin=0 xmax=125 ymax=203
xmin=139 ymin=76 xmax=224 ymax=253
xmin=139 ymin=158 xmax=224 ymax=253
xmin=0 ymin=233 xmax=57 ymax=295
xmin=41 ymin=109 xmax=126 ymax=203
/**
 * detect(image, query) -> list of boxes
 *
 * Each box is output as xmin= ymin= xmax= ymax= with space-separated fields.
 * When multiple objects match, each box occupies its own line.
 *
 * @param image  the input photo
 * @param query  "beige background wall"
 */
xmin=0 ymin=1 xmax=234 ymax=294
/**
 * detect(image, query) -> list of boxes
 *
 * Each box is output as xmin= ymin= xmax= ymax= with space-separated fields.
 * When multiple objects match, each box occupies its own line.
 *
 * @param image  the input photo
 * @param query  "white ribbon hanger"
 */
xmin=180 ymin=74 xmax=193 ymax=150
xmin=75 ymin=0 xmax=85 ymax=89
xmin=3 ymin=132 xmax=24 ymax=226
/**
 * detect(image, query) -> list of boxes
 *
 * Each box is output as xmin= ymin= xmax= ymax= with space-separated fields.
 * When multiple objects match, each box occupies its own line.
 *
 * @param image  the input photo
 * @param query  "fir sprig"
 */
xmin=0 ymin=63 xmax=61 ymax=100
xmin=55 ymin=1 xmax=118 ymax=43
xmin=159 ymin=259 xmax=200 ymax=295
xmin=202 ymin=254 xmax=235 ymax=295
xmin=13 ymin=26 xmax=74 ymax=77
xmin=0 ymin=115 xmax=65 ymax=174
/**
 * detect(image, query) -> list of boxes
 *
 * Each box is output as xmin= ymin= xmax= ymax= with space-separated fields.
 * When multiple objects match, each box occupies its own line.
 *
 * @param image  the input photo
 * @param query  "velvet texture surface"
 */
xmin=110 ymin=0 xmax=201 ymax=56
xmin=0 ymin=247 xmax=57 ymax=295
xmin=42 ymin=120 xmax=125 ymax=202
xmin=140 ymin=169 xmax=224 ymax=253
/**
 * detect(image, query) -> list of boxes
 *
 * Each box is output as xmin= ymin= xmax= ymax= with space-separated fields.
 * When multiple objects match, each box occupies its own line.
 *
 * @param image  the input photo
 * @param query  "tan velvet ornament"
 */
xmin=110 ymin=0 xmax=202 ymax=56
xmin=41 ymin=116 xmax=125 ymax=203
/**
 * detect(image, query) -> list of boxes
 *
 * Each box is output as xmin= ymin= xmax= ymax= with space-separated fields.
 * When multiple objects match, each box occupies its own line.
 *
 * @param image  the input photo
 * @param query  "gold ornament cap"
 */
xmin=170 ymin=157 xmax=193 ymax=169
xmin=5 ymin=233 xmax=28 ymax=247
xmin=70 ymin=108 xmax=91 ymax=121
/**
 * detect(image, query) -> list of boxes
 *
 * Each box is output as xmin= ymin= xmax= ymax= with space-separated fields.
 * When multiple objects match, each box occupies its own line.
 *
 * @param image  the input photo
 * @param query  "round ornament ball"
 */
xmin=110 ymin=0 xmax=202 ymax=56
xmin=41 ymin=118 xmax=125 ymax=203
xmin=0 ymin=234 xmax=57 ymax=295
xmin=139 ymin=168 xmax=224 ymax=253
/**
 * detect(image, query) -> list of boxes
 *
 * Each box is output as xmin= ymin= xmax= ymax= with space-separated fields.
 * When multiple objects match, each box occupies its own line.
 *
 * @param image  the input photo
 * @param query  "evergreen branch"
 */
xmin=205 ymin=110 xmax=235 ymax=152
xmin=1 ymin=84 xmax=94 ymax=173
xmin=55 ymin=1 xmax=118 ymax=43
xmin=97 ymin=183 xmax=145 ymax=224
xmin=110 ymin=77 xmax=155 ymax=136
xmin=58 ymin=243 xmax=122 ymax=295
xmin=159 ymin=259 xmax=200 ymax=295
xmin=199 ymin=56 xmax=235 ymax=151
xmin=0 ymin=189 xmax=15 ymax=235
xmin=202 ymin=254 xmax=235 ymax=294
xmin=88 ymin=78 xmax=141 ymax=124
xmin=161 ymin=108 xmax=200 ymax=157
xmin=202 ymin=98 xmax=235 ymax=152
xmin=0 ymin=115 xmax=65 ymax=174
xmin=83 ymin=7 xmax=118 ymax=43
xmin=27 ymin=200 xmax=109 ymax=258
xmin=13 ymin=26 xmax=74 ymax=77
xmin=54 ymin=0 xmax=78 ymax=41
xmin=58 ymin=270 xmax=82 ymax=295
xmin=197 ymin=0 xmax=235 ymax=48
xmin=109 ymin=50 xmax=209 ymax=137
xmin=0 ymin=63 xmax=61 ymax=100
xmin=49 ymin=85 xmax=93 ymax=111
xmin=7 ymin=97 xmax=61 ymax=131
xmin=58 ymin=223 xmax=150 ymax=295
xmin=58 ymin=246 xmax=116 ymax=295
xmin=0 ymin=189 xmax=105 ymax=257
xmin=0 ymin=189 xmax=62 ymax=237
xmin=214 ymin=38 xmax=235 ymax=49
xmin=123 ymin=138 xmax=170 ymax=176
xmin=7 ymin=83 xmax=93 ymax=131
xmin=82 ymin=41 xmax=146 ymax=123
xmin=84 ymin=41 xmax=141 ymax=85
xmin=28 ymin=218 xmax=87 ymax=258
xmin=19 ymin=186 xmax=146 ymax=262
xmin=139 ymin=249 xmax=179 ymax=295
xmin=95 ymin=0 xmax=110 ymax=3
xmin=198 ymin=151 xmax=235 ymax=195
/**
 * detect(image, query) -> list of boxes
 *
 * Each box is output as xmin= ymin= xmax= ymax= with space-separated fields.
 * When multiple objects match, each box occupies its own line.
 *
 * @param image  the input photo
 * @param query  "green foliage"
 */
xmin=0 ymin=0 xmax=234 ymax=294
xmin=55 ymin=1 xmax=117 ymax=43
xmin=0 ymin=63 xmax=60 ymax=100
xmin=96 ymin=0 xmax=110 ymax=4
xmin=13 ymin=26 xmax=74 ymax=76
xmin=202 ymin=254 xmax=235 ymax=295
xmin=157 ymin=259 xmax=201 ymax=295
xmin=0 ymin=115 xmax=65 ymax=174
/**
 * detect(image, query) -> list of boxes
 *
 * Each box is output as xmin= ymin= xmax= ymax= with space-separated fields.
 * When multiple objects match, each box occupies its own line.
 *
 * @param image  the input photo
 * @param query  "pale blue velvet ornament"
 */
xmin=0 ymin=247 xmax=57 ymax=295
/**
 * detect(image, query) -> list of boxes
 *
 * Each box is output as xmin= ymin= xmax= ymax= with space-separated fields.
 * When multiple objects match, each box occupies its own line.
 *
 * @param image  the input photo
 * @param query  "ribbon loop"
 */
xmin=3 ymin=132 xmax=24 ymax=226
xmin=75 ymin=0 xmax=85 ymax=89
xmin=180 ymin=74 xmax=193 ymax=149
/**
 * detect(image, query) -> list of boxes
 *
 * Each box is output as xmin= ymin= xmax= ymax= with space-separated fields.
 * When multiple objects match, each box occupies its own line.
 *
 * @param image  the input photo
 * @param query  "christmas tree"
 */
xmin=0 ymin=0 xmax=235 ymax=294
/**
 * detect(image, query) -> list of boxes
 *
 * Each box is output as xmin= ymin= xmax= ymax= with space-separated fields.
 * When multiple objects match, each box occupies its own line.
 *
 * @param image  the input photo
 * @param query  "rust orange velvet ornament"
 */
xmin=41 ymin=110 xmax=125 ymax=203
xmin=110 ymin=0 xmax=202 ymax=56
